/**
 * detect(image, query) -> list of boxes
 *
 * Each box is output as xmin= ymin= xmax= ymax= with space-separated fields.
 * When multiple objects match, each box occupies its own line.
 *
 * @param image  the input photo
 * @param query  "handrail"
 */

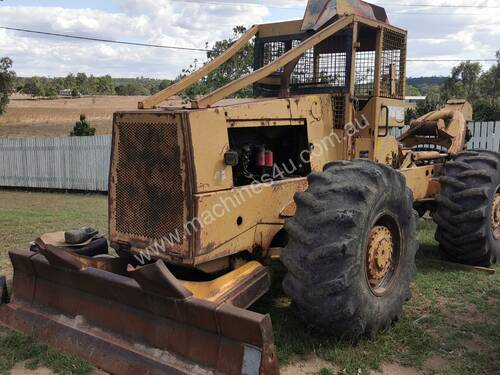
xmin=138 ymin=25 xmax=259 ymax=109
xmin=191 ymin=15 xmax=354 ymax=109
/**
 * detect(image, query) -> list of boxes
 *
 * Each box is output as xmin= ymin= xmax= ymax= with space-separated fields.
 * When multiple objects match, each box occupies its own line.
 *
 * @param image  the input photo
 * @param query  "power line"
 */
xmin=382 ymin=3 xmax=500 ymax=9
xmin=392 ymin=11 xmax=489 ymax=16
xmin=0 ymin=26 xmax=210 ymax=52
xmin=2 ymin=26 xmax=497 ymax=64
xmin=408 ymin=59 xmax=497 ymax=62
xmin=168 ymin=0 xmax=500 ymax=9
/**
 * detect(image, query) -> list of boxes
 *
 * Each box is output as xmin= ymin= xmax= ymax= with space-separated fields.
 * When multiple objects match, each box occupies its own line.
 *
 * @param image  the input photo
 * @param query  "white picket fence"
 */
xmin=468 ymin=121 xmax=500 ymax=151
xmin=0 ymin=121 xmax=498 ymax=192
xmin=0 ymin=136 xmax=111 ymax=191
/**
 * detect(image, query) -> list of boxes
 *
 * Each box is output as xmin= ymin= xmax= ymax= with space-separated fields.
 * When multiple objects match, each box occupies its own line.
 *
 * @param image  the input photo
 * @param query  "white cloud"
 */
xmin=0 ymin=1 xmax=268 ymax=78
xmin=380 ymin=0 xmax=499 ymax=76
xmin=0 ymin=0 xmax=498 ymax=78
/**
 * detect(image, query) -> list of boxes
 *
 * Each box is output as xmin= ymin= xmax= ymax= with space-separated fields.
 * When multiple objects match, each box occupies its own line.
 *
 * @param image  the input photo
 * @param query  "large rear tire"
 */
xmin=282 ymin=160 xmax=418 ymax=339
xmin=434 ymin=150 xmax=500 ymax=266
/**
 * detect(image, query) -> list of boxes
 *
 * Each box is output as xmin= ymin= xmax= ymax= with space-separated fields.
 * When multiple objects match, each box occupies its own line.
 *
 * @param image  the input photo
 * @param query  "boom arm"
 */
xmin=138 ymin=25 xmax=259 ymax=109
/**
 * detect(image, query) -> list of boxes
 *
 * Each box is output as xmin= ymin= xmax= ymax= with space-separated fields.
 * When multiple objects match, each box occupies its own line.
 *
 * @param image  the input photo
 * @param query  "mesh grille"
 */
xmin=355 ymin=51 xmax=376 ymax=97
xmin=317 ymin=53 xmax=347 ymax=86
xmin=381 ymin=29 xmax=406 ymax=98
xmin=333 ymin=96 xmax=345 ymax=129
xmin=292 ymin=51 xmax=347 ymax=88
xmin=291 ymin=45 xmax=315 ymax=85
xmin=115 ymin=121 xmax=184 ymax=241
xmin=262 ymin=40 xmax=347 ymax=88
xmin=263 ymin=41 xmax=287 ymax=72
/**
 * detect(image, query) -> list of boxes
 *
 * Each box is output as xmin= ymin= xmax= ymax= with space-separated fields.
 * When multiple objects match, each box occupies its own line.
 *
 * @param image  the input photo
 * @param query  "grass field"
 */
xmin=0 ymin=96 xmax=150 ymax=138
xmin=0 ymin=96 xmax=254 ymax=138
xmin=0 ymin=190 xmax=498 ymax=375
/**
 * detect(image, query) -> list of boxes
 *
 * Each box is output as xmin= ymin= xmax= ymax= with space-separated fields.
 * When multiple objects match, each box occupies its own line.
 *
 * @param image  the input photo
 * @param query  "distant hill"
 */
xmin=407 ymin=76 xmax=447 ymax=87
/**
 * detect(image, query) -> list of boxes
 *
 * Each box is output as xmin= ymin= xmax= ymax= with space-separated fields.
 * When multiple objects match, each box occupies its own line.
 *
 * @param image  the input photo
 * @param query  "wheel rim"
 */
xmin=366 ymin=215 xmax=401 ymax=296
xmin=491 ymin=193 xmax=500 ymax=239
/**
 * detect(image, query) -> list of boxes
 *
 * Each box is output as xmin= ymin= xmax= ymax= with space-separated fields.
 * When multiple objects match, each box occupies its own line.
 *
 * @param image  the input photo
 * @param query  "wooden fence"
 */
xmin=0 ymin=121 xmax=498 ymax=192
xmin=0 ymin=136 xmax=111 ymax=191
xmin=468 ymin=121 xmax=500 ymax=151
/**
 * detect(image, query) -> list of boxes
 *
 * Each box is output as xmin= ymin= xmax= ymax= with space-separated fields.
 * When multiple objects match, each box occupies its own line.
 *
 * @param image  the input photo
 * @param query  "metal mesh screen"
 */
xmin=263 ymin=41 xmax=287 ymax=72
xmin=115 ymin=121 xmax=184 ymax=241
xmin=381 ymin=29 xmax=406 ymax=98
xmin=355 ymin=51 xmax=376 ymax=97
xmin=332 ymin=95 xmax=346 ymax=129
xmin=291 ymin=51 xmax=347 ymax=87
xmin=262 ymin=40 xmax=347 ymax=89
xmin=318 ymin=53 xmax=347 ymax=86
xmin=291 ymin=46 xmax=315 ymax=85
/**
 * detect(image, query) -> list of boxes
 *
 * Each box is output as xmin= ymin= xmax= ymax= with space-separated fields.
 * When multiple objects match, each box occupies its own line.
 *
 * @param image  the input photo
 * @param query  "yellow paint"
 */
xmin=109 ymin=12 xmax=472 ymax=278
xmin=180 ymin=261 xmax=264 ymax=302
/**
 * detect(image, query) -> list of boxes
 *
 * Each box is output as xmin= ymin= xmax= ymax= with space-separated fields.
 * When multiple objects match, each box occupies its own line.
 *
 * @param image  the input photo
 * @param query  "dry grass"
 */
xmin=0 ymin=96 xmax=259 ymax=138
xmin=0 ymin=96 xmax=146 ymax=138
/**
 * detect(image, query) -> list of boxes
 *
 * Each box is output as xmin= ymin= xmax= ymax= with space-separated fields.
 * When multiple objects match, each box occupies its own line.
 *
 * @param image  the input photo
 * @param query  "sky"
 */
xmin=0 ymin=0 xmax=498 ymax=79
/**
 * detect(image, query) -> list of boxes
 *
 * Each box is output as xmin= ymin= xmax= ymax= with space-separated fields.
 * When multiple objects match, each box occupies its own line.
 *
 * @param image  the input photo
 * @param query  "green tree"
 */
xmin=115 ymin=82 xmax=150 ymax=96
xmin=75 ymin=73 xmax=88 ymax=94
xmin=64 ymin=73 xmax=77 ymax=91
xmin=154 ymin=79 xmax=173 ymax=94
xmin=405 ymin=84 xmax=421 ymax=96
xmin=180 ymin=26 xmax=254 ymax=100
xmin=442 ymin=61 xmax=482 ymax=103
xmin=479 ymin=50 xmax=500 ymax=105
xmin=405 ymin=94 xmax=443 ymax=123
xmin=70 ymin=114 xmax=96 ymax=136
xmin=96 ymin=75 xmax=115 ymax=95
xmin=44 ymin=84 xmax=58 ymax=98
xmin=473 ymin=100 xmax=500 ymax=121
xmin=0 ymin=57 xmax=16 ymax=115
xmin=23 ymin=77 xmax=45 ymax=97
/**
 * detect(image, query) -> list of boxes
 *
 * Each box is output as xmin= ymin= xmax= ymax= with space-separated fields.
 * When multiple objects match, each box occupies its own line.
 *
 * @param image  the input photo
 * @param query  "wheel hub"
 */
xmin=491 ymin=194 xmax=500 ymax=237
xmin=367 ymin=226 xmax=394 ymax=286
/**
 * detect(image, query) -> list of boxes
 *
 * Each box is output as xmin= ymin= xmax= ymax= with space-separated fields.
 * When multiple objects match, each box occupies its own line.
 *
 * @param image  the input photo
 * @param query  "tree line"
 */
xmin=14 ymin=74 xmax=173 ymax=98
xmin=406 ymin=52 xmax=500 ymax=121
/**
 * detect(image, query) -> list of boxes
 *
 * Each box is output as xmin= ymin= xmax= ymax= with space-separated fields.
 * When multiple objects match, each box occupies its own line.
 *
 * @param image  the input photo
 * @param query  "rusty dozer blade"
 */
xmin=0 ymin=248 xmax=279 ymax=375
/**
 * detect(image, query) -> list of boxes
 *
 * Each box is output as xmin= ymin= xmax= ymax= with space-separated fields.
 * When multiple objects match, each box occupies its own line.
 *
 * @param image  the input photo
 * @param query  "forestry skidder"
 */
xmin=1 ymin=0 xmax=499 ymax=374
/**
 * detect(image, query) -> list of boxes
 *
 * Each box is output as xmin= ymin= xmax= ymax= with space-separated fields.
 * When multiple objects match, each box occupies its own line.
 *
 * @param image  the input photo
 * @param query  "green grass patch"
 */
xmin=0 ymin=327 xmax=92 ymax=375
xmin=254 ymin=219 xmax=500 ymax=374
xmin=0 ymin=190 xmax=107 ymax=277
xmin=1 ymin=191 xmax=499 ymax=374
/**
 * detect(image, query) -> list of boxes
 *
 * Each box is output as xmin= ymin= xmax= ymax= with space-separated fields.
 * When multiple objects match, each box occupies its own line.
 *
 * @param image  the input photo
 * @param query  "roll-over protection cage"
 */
xmin=138 ymin=10 xmax=407 ymax=112
xmin=253 ymin=24 xmax=406 ymax=100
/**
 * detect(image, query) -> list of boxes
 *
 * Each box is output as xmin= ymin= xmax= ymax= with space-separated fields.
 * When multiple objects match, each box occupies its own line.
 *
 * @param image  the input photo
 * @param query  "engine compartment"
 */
xmin=227 ymin=125 xmax=311 ymax=186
